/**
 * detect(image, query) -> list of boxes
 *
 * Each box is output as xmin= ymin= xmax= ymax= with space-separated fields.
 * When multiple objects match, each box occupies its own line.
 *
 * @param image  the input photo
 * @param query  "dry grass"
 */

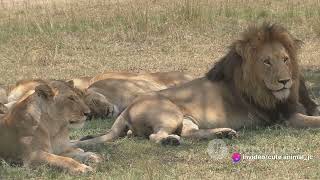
xmin=0 ymin=0 xmax=320 ymax=179
xmin=0 ymin=0 xmax=320 ymax=83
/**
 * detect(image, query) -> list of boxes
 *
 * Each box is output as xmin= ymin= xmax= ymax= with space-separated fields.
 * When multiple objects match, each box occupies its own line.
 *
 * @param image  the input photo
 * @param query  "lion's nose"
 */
xmin=278 ymin=78 xmax=290 ymax=85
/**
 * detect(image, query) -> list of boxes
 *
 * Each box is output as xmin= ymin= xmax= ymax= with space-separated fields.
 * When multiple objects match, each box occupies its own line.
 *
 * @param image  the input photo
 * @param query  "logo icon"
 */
xmin=207 ymin=139 xmax=228 ymax=160
xmin=231 ymin=152 xmax=241 ymax=163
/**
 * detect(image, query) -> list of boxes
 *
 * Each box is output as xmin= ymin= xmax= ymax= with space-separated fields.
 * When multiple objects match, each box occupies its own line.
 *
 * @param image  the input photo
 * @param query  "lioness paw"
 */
xmin=71 ymin=164 xmax=93 ymax=174
xmin=83 ymin=152 xmax=103 ymax=166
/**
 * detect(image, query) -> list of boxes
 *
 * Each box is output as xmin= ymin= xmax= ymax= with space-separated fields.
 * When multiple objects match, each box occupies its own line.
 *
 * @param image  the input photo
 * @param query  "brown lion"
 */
xmin=84 ymin=78 xmax=168 ymax=119
xmin=68 ymin=76 xmax=92 ymax=91
xmin=90 ymin=71 xmax=194 ymax=87
xmin=67 ymin=71 xmax=194 ymax=92
xmin=83 ymin=71 xmax=194 ymax=119
xmin=73 ymin=23 xmax=320 ymax=147
xmin=6 ymin=79 xmax=47 ymax=108
xmin=6 ymin=79 xmax=84 ymax=109
xmin=0 ymin=82 xmax=101 ymax=174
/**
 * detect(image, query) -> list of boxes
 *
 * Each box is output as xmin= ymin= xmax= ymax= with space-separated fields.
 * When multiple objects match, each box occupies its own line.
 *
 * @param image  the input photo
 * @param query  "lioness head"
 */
xmin=48 ymin=80 xmax=91 ymax=128
xmin=83 ymin=89 xmax=116 ymax=119
xmin=207 ymin=23 xmax=301 ymax=109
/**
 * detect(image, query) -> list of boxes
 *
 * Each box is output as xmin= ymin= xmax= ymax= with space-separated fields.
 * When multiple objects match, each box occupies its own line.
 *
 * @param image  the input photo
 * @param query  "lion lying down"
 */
xmin=84 ymin=71 xmax=194 ymax=119
xmin=68 ymin=71 xmax=194 ymax=91
xmin=5 ymin=72 xmax=194 ymax=119
xmin=73 ymin=23 xmax=320 ymax=147
xmin=0 ymin=82 xmax=101 ymax=174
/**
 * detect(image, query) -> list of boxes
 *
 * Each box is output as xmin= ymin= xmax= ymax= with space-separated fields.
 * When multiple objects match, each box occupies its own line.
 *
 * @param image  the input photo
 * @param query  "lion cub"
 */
xmin=0 ymin=84 xmax=101 ymax=174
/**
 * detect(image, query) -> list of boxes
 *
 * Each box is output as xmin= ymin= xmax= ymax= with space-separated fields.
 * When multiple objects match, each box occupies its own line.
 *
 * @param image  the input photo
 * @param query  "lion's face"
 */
xmin=254 ymin=42 xmax=293 ymax=101
xmin=52 ymin=92 xmax=90 ymax=129
xmin=48 ymin=81 xmax=90 ymax=129
xmin=83 ymin=91 xmax=115 ymax=119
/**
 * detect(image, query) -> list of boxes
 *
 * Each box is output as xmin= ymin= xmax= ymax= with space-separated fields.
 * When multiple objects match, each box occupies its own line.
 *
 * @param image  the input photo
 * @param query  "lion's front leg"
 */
xmin=61 ymin=148 xmax=102 ymax=167
xmin=181 ymin=118 xmax=238 ymax=139
xmin=286 ymin=113 xmax=320 ymax=128
xmin=30 ymin=150 xmax=93 ymax=174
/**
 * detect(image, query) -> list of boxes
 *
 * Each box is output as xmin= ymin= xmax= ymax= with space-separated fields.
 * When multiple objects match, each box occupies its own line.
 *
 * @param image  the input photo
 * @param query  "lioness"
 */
xmin=68 ymin=76 xmax=92 ymax=91
xmin=0 ymin=82 xmax=101 ymax=174
xmin=67 ymin=71 xmax=194 ymax=92
xmin=6 ymin=79 xmax=84 ymax=109
xmin=84 ymin=78 xmax=168 ymax=119
xmin=73 ymin=23 xmax=320 ymax=147
xmin=83 ymin=71 xmax=194 ymax=119
xmin=90 ymin=71 xmax=194 ymax=87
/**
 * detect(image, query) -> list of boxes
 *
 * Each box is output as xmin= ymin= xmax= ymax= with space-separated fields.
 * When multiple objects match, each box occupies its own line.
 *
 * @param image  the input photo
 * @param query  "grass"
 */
xmin=0 ymin=0 xmax=320 ymax=179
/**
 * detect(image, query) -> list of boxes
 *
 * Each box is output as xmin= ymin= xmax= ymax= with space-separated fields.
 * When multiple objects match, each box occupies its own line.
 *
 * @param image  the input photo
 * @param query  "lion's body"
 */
xmin=0 ymin=87 xmax=44 ymax=164
xmin=158 ymin=78 xmax=264 ymax=129
xmin=90 ymin=71 xmax=194 ymax=87
xmin=74 ymin=23 xmax=320 ymax=147
xmin=68 ymin=71 xmax=193 ymax=93
xmin=85 ymin=78 xmax=166 ymax=118
xmin=90 ymin=72 xmax=138 ymax=84
xmin=70 ymin=77 xmax=92 ymax=91
xmin=1 ymin=82 xmax=101 ymax=174
xmin=6 ymin=79 xmax=46 ymax=108
xmin=84 ymin=71 xmax=194 ymax=118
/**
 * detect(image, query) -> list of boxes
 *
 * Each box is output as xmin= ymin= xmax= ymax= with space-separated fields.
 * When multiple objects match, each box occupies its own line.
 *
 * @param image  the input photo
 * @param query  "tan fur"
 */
xmin=0 ymin=82 xmax=101 ymax=174
xmin=90 ymin=71 xmax=193 ymax=87
xmin=68 ymin=77 xmax=92 ymax=91
xmin=6 ymin=79 xmax=47 ymax=107
xmin=84 ymin=71 xmax=194 ymax=119
xmin=6 ymin=79 xmax=84 ymax=109
xmin=73 ymin=23 xmax=320 ymax=147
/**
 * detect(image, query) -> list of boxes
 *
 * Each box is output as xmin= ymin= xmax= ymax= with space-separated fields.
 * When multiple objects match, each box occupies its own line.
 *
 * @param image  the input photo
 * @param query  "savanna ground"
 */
xmin=0 ymin=0 xmax=320 ymax=179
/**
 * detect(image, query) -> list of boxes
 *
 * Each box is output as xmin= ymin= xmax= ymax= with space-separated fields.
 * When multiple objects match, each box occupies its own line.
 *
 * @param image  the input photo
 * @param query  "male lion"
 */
xmin=73 ymin=23 xmax=320 ymax=147
xmin=0 ymin=82 xmax=101 ymax=174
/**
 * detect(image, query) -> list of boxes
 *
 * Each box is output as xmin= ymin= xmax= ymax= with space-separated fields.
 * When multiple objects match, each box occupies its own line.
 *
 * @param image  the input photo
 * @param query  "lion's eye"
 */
xmin=283 ymin=56 xmax=289 ymax=63
xmin=263 ymin=59 xmax=271 ymax=66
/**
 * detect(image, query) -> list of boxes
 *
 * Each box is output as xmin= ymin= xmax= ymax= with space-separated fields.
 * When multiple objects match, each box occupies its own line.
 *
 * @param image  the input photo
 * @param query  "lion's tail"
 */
xmin=72 ymin=110 xmax=129 ymax=147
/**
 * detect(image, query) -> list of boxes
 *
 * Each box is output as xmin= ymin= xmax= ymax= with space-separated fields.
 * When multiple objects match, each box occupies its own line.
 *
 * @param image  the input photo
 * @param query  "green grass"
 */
xmin=0 ymin=0 xmax=320 ymax=179
xmin=1 ymin=118 xmax=320 ymax=179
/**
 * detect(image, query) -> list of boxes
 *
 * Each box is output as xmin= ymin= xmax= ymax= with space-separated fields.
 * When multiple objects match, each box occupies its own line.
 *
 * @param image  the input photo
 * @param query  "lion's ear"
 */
xmin=35 ymin=84 xmax=54 ymax=99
